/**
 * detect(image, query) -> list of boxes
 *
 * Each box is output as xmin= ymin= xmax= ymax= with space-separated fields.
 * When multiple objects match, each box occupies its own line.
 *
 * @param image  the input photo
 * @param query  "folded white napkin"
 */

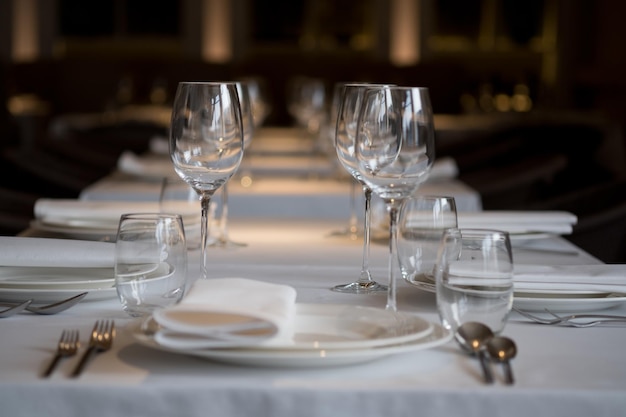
xmin=427 ymin=157 xmax=459 ymax=182
xmin=514 ymin=264 xmax=626 ymax=294
xmin=152 ymin=278 xmax=298 ymax=350
xmin=149 ymin=135 xmax=169 ymax=155
xmin=457 ymin=211 xmax=577 ymax=235
xmin=117 ymin=151 xmax=178 ymax=179
xmin=0 ymin=237 xmax=115 ymax=267
xmin=34 ymin=199 xmax=199 ymax=229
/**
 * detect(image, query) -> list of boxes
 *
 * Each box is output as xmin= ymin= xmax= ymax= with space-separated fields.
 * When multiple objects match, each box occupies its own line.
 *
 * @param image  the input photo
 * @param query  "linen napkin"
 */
xmin=152 ymin=278 xmax=298 ymax=350
xmin=149 ymin=135 xmax=169 ymax=155
xmin=427 ymin=157 xmax=459 ymax=182
xmin=0 ymin=236 xmax=115 ymax=267
xmin=457 ymin=211 xmax=577 ymax=235
xmin=34 ymin=199 xmax=199 ymax=229
xmin=513 ymin=264 xmax=626 ymax=294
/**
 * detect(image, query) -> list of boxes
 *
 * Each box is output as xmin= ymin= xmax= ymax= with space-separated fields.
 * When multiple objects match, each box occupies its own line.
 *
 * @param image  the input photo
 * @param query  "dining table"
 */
xmin=2 ymin=128 xmax=626 ymax=417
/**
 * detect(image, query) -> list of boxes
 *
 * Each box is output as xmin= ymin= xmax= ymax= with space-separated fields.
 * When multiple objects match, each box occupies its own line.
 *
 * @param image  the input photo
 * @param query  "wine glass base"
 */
xmin=326 ymin=227 xmax=362 ymax=240
xmin=330 ymin=281 xmax=388 ymax=294
xmin=207 ymin=237 xmax=247 ymax=249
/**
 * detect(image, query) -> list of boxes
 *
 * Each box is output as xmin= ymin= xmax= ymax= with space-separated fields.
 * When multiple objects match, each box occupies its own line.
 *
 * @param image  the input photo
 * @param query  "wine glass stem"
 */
xmin=200 ymin=194 xmax=212 ymax=279
xmin=386 ymin=204 xmax=399 ymax=311
xmin=348 ymin=179 xmax=359 ymax=236
xmin=219 ymin=184 xmax=230 ymax=243
xmin=358 ymin=186 xmax=373 ymax=282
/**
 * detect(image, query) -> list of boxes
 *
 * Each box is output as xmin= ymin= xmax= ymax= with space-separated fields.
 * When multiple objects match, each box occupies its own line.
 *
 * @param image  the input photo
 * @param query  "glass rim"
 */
xmin=119 ymin=212 xmax=183 ymax=220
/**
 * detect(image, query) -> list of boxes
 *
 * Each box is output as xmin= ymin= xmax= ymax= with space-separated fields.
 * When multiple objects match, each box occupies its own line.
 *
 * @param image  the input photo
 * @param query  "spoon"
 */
xmin=26 ymin=292 xmax=89 ymax=315
xmin=486 ymin=336 xmax=517 ymax=385
xmin=455 ymin=322 xmax=495 ymax=384
xmin=0 ymin=299 xmax=32 ymax=318
xmin=0 ymin=292 xmax=88 ymax=316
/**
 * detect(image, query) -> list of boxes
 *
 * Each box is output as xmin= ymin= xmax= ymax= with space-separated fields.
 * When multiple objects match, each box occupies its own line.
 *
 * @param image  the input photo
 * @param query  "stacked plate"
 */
xmin=0 ymin=237 xmax=118 ymax=303
xmin=0 ymin=266 xmax=116 ymax=303
xmin=129 ymin=303 xmax=453 ymax=367
xmin=31 ymin=199 xmax=200 ymax=241
xmin=405 ymin=264 xmax=626 ymax=313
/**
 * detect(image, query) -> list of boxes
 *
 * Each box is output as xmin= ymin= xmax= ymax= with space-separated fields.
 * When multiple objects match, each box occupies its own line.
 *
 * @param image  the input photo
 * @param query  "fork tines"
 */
xmin=70 ymin=320 xmax=115 ymax=378
xmin=42 ymin=329 xmax=80 ymax=377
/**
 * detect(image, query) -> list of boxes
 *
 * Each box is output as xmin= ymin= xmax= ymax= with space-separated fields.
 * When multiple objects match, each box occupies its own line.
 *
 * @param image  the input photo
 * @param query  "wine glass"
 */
xmin=169 ymin=82 xmax=244 ymax=279
xmin=286 ymin=76 xmax=327 ymax=139
xmin=212 ymin=81 xmax=255 ymax=248
xmin=355 ymin=86 xmax=436 ymax=310
xmin=241 ymin=76 xmax=272 ymax=128
xmin=331 ymin=83 xmax=393 ymax=294
xmin=326 ymin=82 xmax=363 ymax=239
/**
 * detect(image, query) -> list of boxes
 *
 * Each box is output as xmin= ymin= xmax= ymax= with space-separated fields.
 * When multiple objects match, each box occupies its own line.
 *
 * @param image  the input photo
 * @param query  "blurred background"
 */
xmin=0 ymin=0 xmax=625 ymax=260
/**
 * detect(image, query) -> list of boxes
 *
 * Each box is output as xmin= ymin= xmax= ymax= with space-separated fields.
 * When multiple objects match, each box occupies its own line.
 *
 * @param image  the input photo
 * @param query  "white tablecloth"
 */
xmin=80 ymin=172 xmax=483 ymax=219
xmin=4 ymin=217 xmax=625 ymax=417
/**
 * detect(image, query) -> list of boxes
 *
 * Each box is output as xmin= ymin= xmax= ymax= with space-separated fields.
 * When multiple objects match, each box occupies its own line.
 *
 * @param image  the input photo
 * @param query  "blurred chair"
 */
xmin=459 ymin=153 xmax=568 ymax=210
xmin=528 ymin=179 xmax=626 ymax=263
xmin=0 ymin=186 xmax=39 ymax=235
xmin=2 ymin=147 xmax=105 ymax=198
xmin=54 ymin=120 xmax=167 ymax=157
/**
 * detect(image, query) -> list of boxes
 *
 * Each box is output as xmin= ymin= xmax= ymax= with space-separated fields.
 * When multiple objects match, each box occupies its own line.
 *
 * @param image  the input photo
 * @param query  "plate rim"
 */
xmin=127 ymin=315 xmax=452 ymax=367
xmin=151 ymin=303 xmax=436 ymax=351
xmin=0 ymin=266 xmax=115 ymax=289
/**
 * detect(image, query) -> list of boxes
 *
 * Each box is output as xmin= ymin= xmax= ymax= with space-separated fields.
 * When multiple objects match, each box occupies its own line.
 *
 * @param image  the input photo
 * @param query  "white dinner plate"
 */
xmin=508 ymin=232 xmax=554 ymax=241
xmin=128 ymin=316 xmax=452 ymax=368
xmin=0 ymin=285 xmax=117 ymax=304
xmin=0 ymin=266 xmax=115 ymax=290
xmin=152 ymin=303 xmax=435 ymax=351
xmin=404 ymin=277 xmax=626 ymax=312
xmin=513 ymin=292 xmax=626 ymax=312
xmin=30 ymin=220 xmax=118 ymax=241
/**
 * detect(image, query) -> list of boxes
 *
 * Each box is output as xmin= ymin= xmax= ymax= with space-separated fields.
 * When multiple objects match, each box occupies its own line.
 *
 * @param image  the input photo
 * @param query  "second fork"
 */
xmin=70 ymin=320 xmax=115 ymax=377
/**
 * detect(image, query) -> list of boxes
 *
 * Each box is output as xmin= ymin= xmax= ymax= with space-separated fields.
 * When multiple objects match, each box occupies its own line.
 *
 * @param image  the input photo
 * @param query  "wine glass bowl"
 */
xmin=211 ymin=80 xmax=255 ymax=249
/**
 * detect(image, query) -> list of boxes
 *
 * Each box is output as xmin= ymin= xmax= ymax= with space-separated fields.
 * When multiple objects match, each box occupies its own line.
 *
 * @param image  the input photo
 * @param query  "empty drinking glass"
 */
xmin=115 ymin=213 xmax=188 ymax=317
xmin=398 ymin=195 xmax=457 ymax=291
xmin=435 ymin=228 xmax=514 ymax=334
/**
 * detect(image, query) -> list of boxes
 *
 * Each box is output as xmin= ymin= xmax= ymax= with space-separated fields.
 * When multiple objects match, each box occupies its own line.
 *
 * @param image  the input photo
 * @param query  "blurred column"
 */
xmin=389 ymin=0 xmax=419 ymax=66
xmin=11 ymin=0 xmax=39 ymax=62
xmin=202 ymin=0 xmax=232 ymax=63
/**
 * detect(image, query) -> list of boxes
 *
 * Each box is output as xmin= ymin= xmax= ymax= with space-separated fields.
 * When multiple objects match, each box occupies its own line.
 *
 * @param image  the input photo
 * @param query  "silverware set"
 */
xmin=43 ymin=320 xmax=115 ymax=378
xmin=455 ymin=322 xmax=518 ymax=385
xmin=0 ymin=292 xmax=88 ymax=317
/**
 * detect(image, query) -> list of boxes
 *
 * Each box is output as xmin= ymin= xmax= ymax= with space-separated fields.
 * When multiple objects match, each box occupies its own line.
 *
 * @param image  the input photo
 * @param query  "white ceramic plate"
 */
xmin=508 ymin=232 xmax=553 ymax=241
xmin=152 ymin=303 xmax=435 ymax=351
xmin=404 ymin=277 xmax=626 ymax=313
xmin=30 ymin=220 xmax=117 ymax=241
xmin=0 ymin=266 xmax=115 ymax=290
xmin=128 ymin=316 xmax=452 ymax=368
xmin=0 ymin=285 xmax=117 ymax=304
xmin=513 ymin=292 xmax=626 ymax=312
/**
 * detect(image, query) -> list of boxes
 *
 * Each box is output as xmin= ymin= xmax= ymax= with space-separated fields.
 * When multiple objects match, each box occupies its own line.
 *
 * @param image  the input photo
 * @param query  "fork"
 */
xmin=70 ymin=320 xmax=115 ymax=377
xmin=513 ymin=307 xmax=626 ymax=327
xmin=42 ymin=329 xmax=80 ymax=377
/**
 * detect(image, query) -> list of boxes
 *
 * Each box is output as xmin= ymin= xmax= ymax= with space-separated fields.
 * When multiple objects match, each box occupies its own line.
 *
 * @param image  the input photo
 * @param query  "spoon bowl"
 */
xmin=455 ymin=322 xmax=495 ymax=384
xmin=486 ymin=336 xmax=517 ymax=384
xmin=26 ymin=292 xmax=88 ymax=315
